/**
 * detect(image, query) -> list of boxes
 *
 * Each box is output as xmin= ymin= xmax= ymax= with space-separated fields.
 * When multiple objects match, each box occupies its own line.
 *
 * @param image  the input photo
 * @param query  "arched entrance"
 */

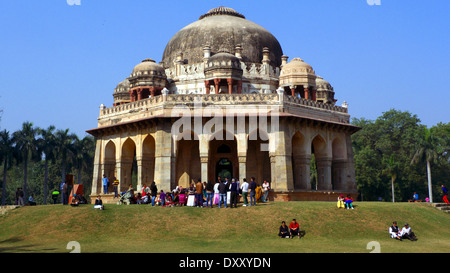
xmin=103 ymin=140 xmax=116 ymax=192
xmin=208 ymin=130 xmax=238 ymax=182
xmin=121 ymin=138 xmax=137 ymax=193
xmin=175 ymin=131 xmax=201 ymax=188
xmin=247 ymin=130 xmax=271 ymax=185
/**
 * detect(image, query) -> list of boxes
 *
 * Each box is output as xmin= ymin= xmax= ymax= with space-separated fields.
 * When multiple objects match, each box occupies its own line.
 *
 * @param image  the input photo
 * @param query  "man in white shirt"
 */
xmin=389 ymin=221 xmax=402 ymax=240
xmin=400 ymin=223 xmax=418 ymax=241
xmin=240 ymin=178 xmax=249 ymax=206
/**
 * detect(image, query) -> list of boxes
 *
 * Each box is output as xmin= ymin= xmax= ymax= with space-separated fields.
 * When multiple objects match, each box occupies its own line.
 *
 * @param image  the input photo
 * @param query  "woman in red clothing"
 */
xmin=289 ymin=219 xmax=300 ymax=239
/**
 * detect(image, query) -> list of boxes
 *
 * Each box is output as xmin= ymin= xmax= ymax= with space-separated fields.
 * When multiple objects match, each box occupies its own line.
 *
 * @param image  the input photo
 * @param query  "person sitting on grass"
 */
xmin=400 ymin=223 xmax=418 ymax=241
xmin=344 ymin=195 xmax=354 ymax=209
xmin=289 ymin=219 xmax=300 ymax=239
xmin=93 ymin=195 xmax=104 ymax=210
xmin=389 ymin=221 xmax=402 ymax=240
xmin=337 ymin=194 xmax=345 ymax=208
xmin=71 ymin=194 xmax=79 ymax=207
xmin=279 ymin=221 xmax=290 ymax=238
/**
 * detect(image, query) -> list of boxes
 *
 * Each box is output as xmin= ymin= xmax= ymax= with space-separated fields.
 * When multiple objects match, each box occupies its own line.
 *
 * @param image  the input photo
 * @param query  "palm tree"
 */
xmin=72 ymin=135 xmax=95 ymax=185
xmin=383 ymin=153 xmax=398 ymax=202
xmin=37 ymin=125 xmax=56 ymax=205
xmin=411 ymin=127 xmax=443 ymax=203
xmin=54 ymin=129 xmax=76 ymax=203
xmin=0 ymin=130 xmax=16 ymax=205
xmin=13 ymin=122 xmax=40 ymax=199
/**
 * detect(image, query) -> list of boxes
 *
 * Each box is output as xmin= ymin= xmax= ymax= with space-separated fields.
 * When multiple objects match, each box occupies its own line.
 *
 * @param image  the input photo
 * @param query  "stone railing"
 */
xmin=99 ymin=93 xmax=347 ymax=117
xmin=282 ymin=94 xmax=348 ymax=113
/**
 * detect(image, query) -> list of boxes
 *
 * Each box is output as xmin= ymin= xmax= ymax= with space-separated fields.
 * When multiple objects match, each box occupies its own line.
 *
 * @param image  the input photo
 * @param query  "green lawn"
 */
xmin=0 ymin=201 xmax=449 ymax=253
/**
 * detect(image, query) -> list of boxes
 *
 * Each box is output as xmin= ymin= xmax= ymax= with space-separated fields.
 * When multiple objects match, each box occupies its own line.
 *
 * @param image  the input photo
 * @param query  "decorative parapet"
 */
xmin=98 ymin=93 xmax=349 ymax=126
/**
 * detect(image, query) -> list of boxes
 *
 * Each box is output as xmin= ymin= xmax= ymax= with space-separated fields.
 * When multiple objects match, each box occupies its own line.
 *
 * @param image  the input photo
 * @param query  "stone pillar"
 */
xmin=290 ymin=85 xmax=295 ymax=97
xmin=316 ymin=157 xmax=332 ymax=190
xmin=227 ymin=78 xmax=233 ymax=94
xmin=237 ymin=80 xmax=242 ymax=94
xmin=129 ymin=89 xmax=136 ymax=102
xmin=154 ymin=126 xmax=173 ymax=192
xmin=137 ymin=88 xmax=142 ymax=101
xmin=236 ymin=133 xmax=248 ymax=181
xmin=199 ymin=134 xmax=209 ymax=183
xmin=304 ymin=87 xmax=309 ymax=100
xmin=205 ymin=80 xmax=211 ymax=94
xmin=214 ymin=78 xmax=220 ymax=94
xmin=332 ymin=159 xmax=346 ymax=191
xmin=200 ymin=156 xmax=208 ymax=184
xmin=238 ymin=156 xmax=247 ymax=181
xmin=269 ymin=128 xmax=294 ymax=191
xmin=150 ymin=87 xmax=155 ymax=98
xmin=293 ymin=155 xmax=311 ymax=190
xmin=312 ymin=88 xmax=316 ymax=101
xmin=91 ymin=138 xmax=102 ymax=194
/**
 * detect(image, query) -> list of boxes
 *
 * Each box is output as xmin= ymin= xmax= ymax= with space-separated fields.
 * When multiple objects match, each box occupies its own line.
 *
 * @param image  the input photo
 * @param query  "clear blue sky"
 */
xmin=0 ymin=0 xmax=449 ymax=137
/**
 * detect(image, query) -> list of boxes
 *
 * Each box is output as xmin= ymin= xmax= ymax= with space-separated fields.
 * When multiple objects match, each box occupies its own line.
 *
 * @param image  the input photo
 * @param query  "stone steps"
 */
xmin=430 ymin=203 xmax=450 ymax=213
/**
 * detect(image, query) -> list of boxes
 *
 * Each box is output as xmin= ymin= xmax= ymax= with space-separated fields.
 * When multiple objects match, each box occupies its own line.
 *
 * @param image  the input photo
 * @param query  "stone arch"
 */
xmin=176 ymin=130 xmax=201 ymax=188
xmin=103 ymin=140 xmax=116 ymax=192
xmin=247 ymin=129 xmax=271 ymax=185
xmin=209 ymin=129 xmax=238 ymax=182
xmin=121 ymin=137 xmax=137 ymax=192
xmin=141 ymin=135 xmax=156 ymax=189
xmin=311 ymin=134 xmax=331 ymax=190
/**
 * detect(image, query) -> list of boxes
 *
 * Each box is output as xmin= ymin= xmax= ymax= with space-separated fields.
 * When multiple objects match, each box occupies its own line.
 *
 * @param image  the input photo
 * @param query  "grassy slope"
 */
xmin=0 ymin=201 xmax=449 ymax=253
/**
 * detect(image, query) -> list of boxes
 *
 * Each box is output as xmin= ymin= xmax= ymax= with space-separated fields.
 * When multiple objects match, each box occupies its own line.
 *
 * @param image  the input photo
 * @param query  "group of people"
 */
xmin=337 ymin=194 xmax=354 ymax=209
xmin=388 ymin=221 xmax=418 ymax=241
xmin=14 ymin=188 xmax=36 ymax=206
xmin=278 ymin=219 xmax=303 ymax=239
xmin=116 ymin=177 xmax=271 ymax=208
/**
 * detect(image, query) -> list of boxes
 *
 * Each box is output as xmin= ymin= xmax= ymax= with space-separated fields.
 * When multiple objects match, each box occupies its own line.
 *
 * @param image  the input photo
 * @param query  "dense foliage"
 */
xmin=351 ymin=109 xmax=449 ymax=202
xmin=0 ymin=122 xmax=95 ymax=205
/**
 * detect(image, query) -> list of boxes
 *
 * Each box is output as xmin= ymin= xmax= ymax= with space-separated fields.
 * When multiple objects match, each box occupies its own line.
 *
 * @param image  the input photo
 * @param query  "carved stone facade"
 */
xmin=89 ymin=7 xmax=359 ymax=203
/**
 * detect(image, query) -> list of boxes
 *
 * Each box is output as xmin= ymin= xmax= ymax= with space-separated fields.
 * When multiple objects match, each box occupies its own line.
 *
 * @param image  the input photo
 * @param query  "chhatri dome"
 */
xmin=92 ymin=6 xmax=359 ymax=204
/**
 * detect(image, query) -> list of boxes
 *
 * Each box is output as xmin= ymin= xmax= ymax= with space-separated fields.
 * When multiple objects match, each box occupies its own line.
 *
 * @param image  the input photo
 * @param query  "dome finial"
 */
xmin=199 ymin=7 xmax=245 ymax=20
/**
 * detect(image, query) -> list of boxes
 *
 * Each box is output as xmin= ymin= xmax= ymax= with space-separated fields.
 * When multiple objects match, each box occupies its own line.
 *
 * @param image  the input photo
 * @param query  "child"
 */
xmin=159 ymin=190 xmax=166 ymax=207
xmin=165 ymin=192 xmax=174 ymax=207
xmin=344 ymin=195 xmax=354 ymax=209
xmin=337 ymin=194 xmax=345 ymax=208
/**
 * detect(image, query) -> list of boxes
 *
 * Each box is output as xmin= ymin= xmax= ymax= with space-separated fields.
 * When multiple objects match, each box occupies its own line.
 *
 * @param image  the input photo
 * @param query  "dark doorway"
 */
xmin=216 ymin=158 xmax=233 ymax=180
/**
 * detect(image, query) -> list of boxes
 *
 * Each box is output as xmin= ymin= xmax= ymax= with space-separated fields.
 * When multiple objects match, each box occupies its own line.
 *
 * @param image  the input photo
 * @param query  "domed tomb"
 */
xmin=162 ymin=7 xmax=283 ymax=69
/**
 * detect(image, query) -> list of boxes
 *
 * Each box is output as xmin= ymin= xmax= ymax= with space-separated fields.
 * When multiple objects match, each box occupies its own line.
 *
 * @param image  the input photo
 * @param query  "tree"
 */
xmin=72 ymin=135 xmax=95 ymax=185
xmin=411 ymin=127 xmax=444 ymax=203
xmin=37 ymin=125 xmax=56 ymax=205
xmin=13 ymin=122 xmax=40 ymax=199
xmin=383 ymin=153 xmax=398 ymax=202
xmin=54 ymin=129 xmax=76 ymax=203
xmin=0 ymin=130 xmax=16 ymax=205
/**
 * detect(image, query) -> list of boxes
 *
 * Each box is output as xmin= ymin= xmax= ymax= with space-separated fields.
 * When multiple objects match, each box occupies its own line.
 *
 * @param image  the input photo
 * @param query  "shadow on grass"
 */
xmin=0 ymin=237 xmax=57 ymax=253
